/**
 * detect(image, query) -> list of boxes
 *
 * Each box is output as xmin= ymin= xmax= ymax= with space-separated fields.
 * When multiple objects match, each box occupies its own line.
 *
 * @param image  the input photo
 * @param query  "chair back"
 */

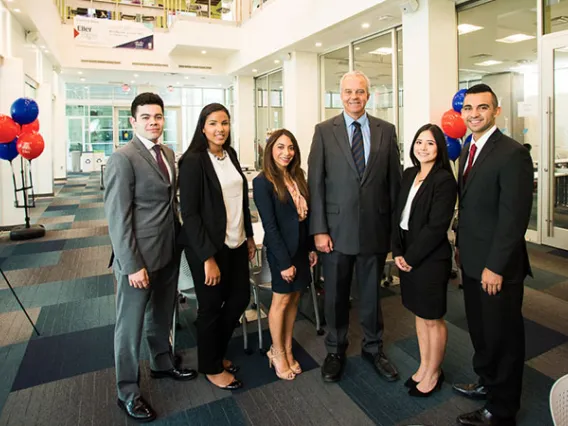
xmin=550 ymin=374 xmax=568 ymax=426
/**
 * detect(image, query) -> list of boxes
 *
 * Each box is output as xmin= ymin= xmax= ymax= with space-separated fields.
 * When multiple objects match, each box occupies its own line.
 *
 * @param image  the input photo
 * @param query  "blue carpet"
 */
xmin=10 ymin=239 xmax=67 ymax=256
xmin=155 ymin=397 xmax=247 ymax=426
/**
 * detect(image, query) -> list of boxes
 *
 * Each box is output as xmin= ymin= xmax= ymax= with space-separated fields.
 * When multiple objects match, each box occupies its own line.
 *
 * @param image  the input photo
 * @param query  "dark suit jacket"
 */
xmin=308 ymin=113 xmax=402 ymax=255
xmin=177 ymin=146 xmax=253 ymax=262
xmin=253 ymin=173 xmax=314 ymax=271
xmin=392 ymin=166 xmax=457 ymax=268
xmin=457 ymin=129 xmax=533 ymax=282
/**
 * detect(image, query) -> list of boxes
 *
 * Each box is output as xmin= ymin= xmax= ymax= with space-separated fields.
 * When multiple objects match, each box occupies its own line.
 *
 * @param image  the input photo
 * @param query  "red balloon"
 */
xmin=21 ymin=119 xmax=40 ymax=133
xmin=441 ymin=109 xmax=467 ymax=139
xmin=16 ymin=131 xmax=44 ymax=160
xmin=0 ymin=114 xmax=20 ymax=143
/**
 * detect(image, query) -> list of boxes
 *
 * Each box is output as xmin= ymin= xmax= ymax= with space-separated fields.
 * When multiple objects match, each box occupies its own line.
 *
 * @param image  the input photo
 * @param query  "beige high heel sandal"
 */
xmin=267 ymin=346 xmax=295 ymax=380
xmin=286 ymin=346 xmax=302 ymax=374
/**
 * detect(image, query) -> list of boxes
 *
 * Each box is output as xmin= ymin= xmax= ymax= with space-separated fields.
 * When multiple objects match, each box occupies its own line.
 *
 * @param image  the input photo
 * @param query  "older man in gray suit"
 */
xmin=104 ymin=93 xmax=197 ymax=423
xmin=308 ymin=71 xmax=402 ymax=383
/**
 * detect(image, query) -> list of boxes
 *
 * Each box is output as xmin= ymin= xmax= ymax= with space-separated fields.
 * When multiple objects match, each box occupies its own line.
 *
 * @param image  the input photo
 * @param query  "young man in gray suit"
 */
xmin=308 ymin=71 xmax=402 ymax=383
xmin=104 ymin=93 xmax=197 ymax=423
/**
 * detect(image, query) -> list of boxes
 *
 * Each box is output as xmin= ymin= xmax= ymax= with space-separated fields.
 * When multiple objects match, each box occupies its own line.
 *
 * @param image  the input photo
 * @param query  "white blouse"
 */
xmin=208 ymin=150 xmax=246 ymax=249
xmin=399 ymin=180 xmax=422 ymax=231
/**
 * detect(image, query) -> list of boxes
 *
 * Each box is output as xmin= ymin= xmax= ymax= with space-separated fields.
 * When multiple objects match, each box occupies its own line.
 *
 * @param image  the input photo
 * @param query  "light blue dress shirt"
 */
xmin=343 ymin=111 xmax=371 ymax=165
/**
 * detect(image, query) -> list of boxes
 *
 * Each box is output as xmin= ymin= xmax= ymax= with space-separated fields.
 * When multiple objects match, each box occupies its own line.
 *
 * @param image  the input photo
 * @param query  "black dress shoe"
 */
xmin=224 ymin=363 xmax=240 ymax=374
xmin=452 ymin=383 xmax=488 ymax=400
xmin=457 ymin=408 xmax=516 ymax=426
xmin=321 ymin=353 xmax=346 ymax=383
xmin=205 ymin=375 xmax=243 ymax=390
xmin=408 ymin=370 xmax=444 ymax=397
xmin=150 ymin=367 xmax=198 ymax=381
xmin=404 ymin=376 xmax=418 ymax=388
xmin=361 ymin=351 xmax=399 ymax=382
xmin=117 ymin=397 xmax=156 ymax=423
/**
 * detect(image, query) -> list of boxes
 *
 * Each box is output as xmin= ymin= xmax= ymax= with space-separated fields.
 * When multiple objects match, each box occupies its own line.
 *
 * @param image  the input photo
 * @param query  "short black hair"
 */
xmin=409 ymin=123 xmax=453 ymax=174
xmin=131 ymin=92 xmax=164 ymax=118
xmin=465 ymin=84 xmax=498 ymax=108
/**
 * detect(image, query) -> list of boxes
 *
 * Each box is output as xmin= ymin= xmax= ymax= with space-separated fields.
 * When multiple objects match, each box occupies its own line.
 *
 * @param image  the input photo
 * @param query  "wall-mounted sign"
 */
xmin=73 ymin=16 xmax=154 ymax=50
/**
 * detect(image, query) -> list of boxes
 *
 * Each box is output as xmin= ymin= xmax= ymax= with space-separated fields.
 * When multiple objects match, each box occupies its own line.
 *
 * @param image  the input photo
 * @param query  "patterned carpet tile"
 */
xmin=0 ymin=251 xmax=62 ymax=271
xmin=0 ymin=343 xmax=28 ymax=417
xmin=0 ymin=309 xmax=40 ymax=347
xmin=525 ymin=267 xmax=568 ymax=291
xmin=544 ymin=280 xmax=568 ymax=302
xmin=523 ymin=287 xmax=568 ymax=336
xmin=526 ymin=342 xmax=568 ymax=380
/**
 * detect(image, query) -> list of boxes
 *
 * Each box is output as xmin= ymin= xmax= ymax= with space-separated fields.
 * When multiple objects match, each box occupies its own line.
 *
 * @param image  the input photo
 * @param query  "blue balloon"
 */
xmin=445 ymin=136 xmax=461 ymax=161
xmin=0 ymin=138 xmax=19 ymax=162
xmin=464 ymin=133 xmax=473 ymax=146
xmin=452 ymin=89 xmax=468 ymax=113
xmin=11 ymin=97 xmax=39 ymax=125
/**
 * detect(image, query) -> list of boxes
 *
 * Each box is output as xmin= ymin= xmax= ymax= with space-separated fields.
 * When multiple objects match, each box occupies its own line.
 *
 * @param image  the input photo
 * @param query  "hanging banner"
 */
xmin=73 ymin=16 xmax=154 ymax=50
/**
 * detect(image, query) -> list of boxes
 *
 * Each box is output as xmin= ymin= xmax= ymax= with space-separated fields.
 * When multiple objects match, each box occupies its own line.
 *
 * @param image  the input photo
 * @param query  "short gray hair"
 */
xmin=340 ymin=71 xmax=371 ymax=94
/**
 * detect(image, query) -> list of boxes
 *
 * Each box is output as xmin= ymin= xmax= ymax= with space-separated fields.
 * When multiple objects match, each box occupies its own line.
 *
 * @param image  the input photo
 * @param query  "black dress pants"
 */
xmin=462 ymin=273 xmax=525 ymax=418
xmin=185 ymin=243 xmax=250 ymax=374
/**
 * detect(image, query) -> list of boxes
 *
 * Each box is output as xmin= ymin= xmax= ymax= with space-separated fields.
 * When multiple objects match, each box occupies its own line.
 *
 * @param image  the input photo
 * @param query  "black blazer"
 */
xmin=253 ymin=173 xmax=314 ymax=271
xmin=178 ymin=146 xmax=253 ymax=262
xmin=392 ymin=166 xmax=457 ymax=268
xmin=457 ymin=129 xmax=533 ymax=282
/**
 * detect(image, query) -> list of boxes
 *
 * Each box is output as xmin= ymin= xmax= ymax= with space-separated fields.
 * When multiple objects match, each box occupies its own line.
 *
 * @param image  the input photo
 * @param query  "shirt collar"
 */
xmin=343 ymin=111 xmax=368 ymax=128
xmin=471 ymin=125 xmax=497 ymax=152
xmin=136 ymin=133 xmax=160 ymax=151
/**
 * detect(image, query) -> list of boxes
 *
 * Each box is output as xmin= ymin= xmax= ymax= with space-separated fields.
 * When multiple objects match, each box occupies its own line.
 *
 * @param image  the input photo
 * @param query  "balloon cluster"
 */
xmin=0 ymin=98 xmax=44 ymax=162
xmin=441 ymin=89 xmax=469 ymax=162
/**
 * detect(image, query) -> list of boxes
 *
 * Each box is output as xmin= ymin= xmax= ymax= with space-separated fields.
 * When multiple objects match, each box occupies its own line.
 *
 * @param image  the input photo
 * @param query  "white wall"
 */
xmin=233 ymin=76 xmax=255 ymax=167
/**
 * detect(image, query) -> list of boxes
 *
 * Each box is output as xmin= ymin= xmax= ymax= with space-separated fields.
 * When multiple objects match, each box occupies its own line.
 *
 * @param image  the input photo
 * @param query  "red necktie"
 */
xmin=152 ymin=145 xmax=170 ymax=182
xmin=463 ymin=143 xmax=477 ymax=182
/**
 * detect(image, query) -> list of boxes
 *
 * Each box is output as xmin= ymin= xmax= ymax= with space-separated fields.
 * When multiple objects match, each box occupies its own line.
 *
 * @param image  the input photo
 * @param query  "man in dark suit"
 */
xmin=104 ymin=93 xmax=197 ymax=423
xmin=453 ymin=84 xmax=533 ymax=426
xmin=308 ymin=70 xmax=402 ymax=383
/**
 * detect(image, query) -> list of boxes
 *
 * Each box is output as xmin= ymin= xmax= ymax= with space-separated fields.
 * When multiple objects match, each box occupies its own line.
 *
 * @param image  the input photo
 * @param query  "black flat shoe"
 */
xmin=117 ymin=397 xmax=156 ymax=423
xmin=205 ymin=375 xmax=243 ymax=390
xmin=224 ymin=363 xmax=240 ymax=374
xmin=408 ymin=370 xmax=444 ymax=397
xmin=452 ymin=383 xmax=488 ymax=400
xmin=404 ymin=376 xmax=419 ymax=388
xmin=321 ymin=353 xmax=345 ymax=383
xmin=150 ymin=367 xmax=198 ymax=381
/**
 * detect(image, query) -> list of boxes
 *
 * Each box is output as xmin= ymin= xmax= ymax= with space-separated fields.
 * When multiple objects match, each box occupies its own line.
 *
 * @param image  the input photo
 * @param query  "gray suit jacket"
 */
xmin=104 ymin=137 xmax=179 ymax=275
xmin=308 ymin=113 xmax=401 ymax=255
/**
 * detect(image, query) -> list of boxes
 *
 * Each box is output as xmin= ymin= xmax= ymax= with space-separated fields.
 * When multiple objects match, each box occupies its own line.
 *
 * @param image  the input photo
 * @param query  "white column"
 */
xmin=233 ymin=75 xmax=255 ymax=167
xmin=282 ymin=51 xmax=319 ymax=169
xmin=31 ymin=83 xmax=54 ymax=195
xmin=402 ymin=0 xmax=458 ymax=167
xmin=0 ymin=57 xmax=25 ymax=226
xmin=52 ymin=73 xmax=67 ymax=179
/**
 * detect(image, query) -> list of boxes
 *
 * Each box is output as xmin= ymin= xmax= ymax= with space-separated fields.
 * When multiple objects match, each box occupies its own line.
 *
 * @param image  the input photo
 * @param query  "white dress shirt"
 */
xmin=466 ymin=125 xmax=497 ymax=166
xmin=400 ymin=179 xmax=422 ymax=231
xmin=136 ymin=133 xmax=173 ymax=182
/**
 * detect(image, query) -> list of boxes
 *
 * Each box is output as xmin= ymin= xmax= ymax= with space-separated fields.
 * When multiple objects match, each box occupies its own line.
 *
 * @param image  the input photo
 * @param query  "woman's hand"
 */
xmin=309 ymin=251 xmax=318 ymax=267
xmin=394 ymin=256 xmax=412 ymax=272
xmin=204 ymin=257 xmax=221 ymax=286
xmin=247 ymin=237 xmax=256 ymax=261
xmin=281 ymin=265 xmax=296 ymax=283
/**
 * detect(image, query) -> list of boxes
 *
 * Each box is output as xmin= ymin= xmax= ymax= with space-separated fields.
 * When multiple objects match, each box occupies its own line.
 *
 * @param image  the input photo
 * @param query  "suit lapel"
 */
xmin=462 ymin=130 xmax=500 ymax=197
xmin=409 ymin=168 xmax=434 ymax=219
xmin=458 ymin=142 xmax=469 ymax=194
xmin=361 ymin=116 xmax=382 ymax=185
xmin=132 ymin=137 xmax=169 ymax=184
xmin=332 ymin=115 xmax=359 ymax=177
xmin=397 ymin=167 xmax=418 ymax=219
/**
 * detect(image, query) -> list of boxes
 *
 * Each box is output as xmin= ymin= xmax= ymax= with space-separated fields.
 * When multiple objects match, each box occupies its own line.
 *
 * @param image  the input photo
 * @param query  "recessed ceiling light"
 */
xmin=131 ymin=80 xmax=135 ymax=83
xmin=355 ymin=47 xmax=360 ymax=51
xmin=14 ymin=8 xmax=21 ymax=12
xmin=40 ymin=45 xmax=46 ymax=49
xmin=474 ymin=60 xmax=503 ymax=66
xmin=496 ymin=33 xmax=535 ymax=43
xmin=134 ymin=74 xmax=138 ymax=77
xmin=80 ymin=77 xmax=86 ymax=81
xmin=274 ymin=59 xmax=280 ymax=64
xmin=279 ymin=86 xmax=283 ymax=89
xmin=378 ymin=15 xmax=393 ymax=21
xmin=201 ymin=50 xmax=207 ymax=54
xmin=44 ymin=50 xmax=49 ymax=54
xmin=176 ymin=81 xmax=180 ymax=85
xmin=78 ymin=71 xmax=83 ymax=75
xmin=369 ymin=47 xmax=393 ymax=55
xmin=458 ymin=24 xmax=484 ymax=35
xmin=361 ymin=23 xmax=370 ymax=29
xmin=252 ymin=68 xmax=258 ymax=72
xmin=315 ymin=42 xmax=322 ymax=47
xmin=218 ymin=84 xmax=222 ymax=87
xmin=184 ymin=76 xmax=189 ymax=79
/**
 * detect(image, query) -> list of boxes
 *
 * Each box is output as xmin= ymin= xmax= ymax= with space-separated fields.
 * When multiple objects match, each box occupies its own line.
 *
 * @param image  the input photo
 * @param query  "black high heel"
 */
xmin=408 ymin=370 xmax=444 ymax=397
xmin=404 ymin=376 xmax=418 ymax=388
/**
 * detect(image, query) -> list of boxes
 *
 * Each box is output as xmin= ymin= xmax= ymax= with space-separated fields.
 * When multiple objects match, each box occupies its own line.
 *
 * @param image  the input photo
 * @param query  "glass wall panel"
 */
xmin=458 ymin=0 xmax=538 ymax=230
xmin=397 ymin=28 xmax=404 ymax=152
xmin=254 ymin=70 xmax=283 ymax=169
xmin=322 ymin=46 xmax=349 ymax=120
xmin=543 ymin=0 xmax=568 ymax=34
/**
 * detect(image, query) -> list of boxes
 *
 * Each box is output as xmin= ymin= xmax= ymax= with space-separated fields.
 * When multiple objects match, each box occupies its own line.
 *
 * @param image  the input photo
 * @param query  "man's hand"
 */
xmin=481 ymin=268 xmax=503 ymax=295
xmin=309 ymin=251 xmax=318 ymax=267
xmin=281 ymin=266 xmax=296 ymax=283
xmin=128 ymin=268 xmax=150 ymax=289
xmin=247 ymin=237 xmax=256 ymax=261
xmin=394 ymin=256 xmax=412 ymax=272
xmin=315 ymin=233 xmax=334 ymax=253
xmin=204 ymin=257 xmax=221 ymax=286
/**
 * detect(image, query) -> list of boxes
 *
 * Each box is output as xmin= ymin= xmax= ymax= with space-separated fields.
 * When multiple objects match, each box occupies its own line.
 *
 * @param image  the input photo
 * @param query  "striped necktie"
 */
xmin=351 ymin=121 xmax=365 ymax=177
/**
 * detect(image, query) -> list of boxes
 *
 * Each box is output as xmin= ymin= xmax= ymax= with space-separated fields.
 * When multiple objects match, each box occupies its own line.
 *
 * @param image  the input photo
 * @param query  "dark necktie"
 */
xmin=463 ymin=143 xmax=477 ymax=183
xmin=351 ymin=121 xmax=365 ymax=177
xmin=152 ymin=145 xmax=170 ymax=182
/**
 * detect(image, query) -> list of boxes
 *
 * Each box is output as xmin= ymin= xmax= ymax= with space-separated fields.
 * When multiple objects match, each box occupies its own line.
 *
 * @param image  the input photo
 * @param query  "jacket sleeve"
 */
xmin=404 ymin=174 xmax=458 ymax=268
xmin=388 ymin=127 xmax=403 ymax=216
xmin=253 ymin=177 xmax=292 ymax=271
xmin=103 ymin=152 xmax=144 ymax=275
xmin=485 ymin=147 xmax=533 ymax=275
xmin=178 ymin=154 xmax=218 ymax=263
xmin=308 ymin=124 xmax=328 ymax=236
xmin=391 ymin=168 xmax=410 ymax=258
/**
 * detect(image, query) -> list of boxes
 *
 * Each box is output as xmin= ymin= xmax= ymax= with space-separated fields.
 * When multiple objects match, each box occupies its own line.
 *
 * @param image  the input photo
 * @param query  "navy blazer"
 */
xmin=253 ymin=173 xmax=314 ymax=271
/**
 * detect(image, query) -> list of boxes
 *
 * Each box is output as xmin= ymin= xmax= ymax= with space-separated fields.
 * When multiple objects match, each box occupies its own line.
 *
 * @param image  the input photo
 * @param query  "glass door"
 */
xmin=541 ymin=31 xmax=568 ymax=250
xmin=115 ymin=108 xmax=133 ymax=150
xmin=163 ymin=107 xmax=181 ymax=154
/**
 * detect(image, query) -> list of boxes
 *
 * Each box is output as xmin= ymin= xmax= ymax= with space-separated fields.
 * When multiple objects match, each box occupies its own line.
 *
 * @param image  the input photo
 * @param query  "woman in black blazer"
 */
xmin=392 ymin=123 xmax=457 ymax=397
xmin=178 ymin=103 xmax=256 ymax=390
xmin=253 ymin=129 xmax=317 ymax=381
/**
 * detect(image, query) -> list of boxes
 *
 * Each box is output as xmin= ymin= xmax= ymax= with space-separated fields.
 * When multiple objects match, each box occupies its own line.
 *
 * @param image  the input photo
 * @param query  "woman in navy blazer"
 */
xmin=253 ymin=129 xmax=317 ymax=381
xmin=392 ymin=123 xmax=457 ymax=398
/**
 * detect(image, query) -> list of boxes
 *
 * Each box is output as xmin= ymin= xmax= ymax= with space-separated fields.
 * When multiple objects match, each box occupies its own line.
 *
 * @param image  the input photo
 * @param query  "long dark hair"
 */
xmin=409 ymin=123 xmax=453 ymax=175
xmin=187 ymin=103 xmax=231 ymax=153
xmin=262 ymin=129 xmax=309 ymax=203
